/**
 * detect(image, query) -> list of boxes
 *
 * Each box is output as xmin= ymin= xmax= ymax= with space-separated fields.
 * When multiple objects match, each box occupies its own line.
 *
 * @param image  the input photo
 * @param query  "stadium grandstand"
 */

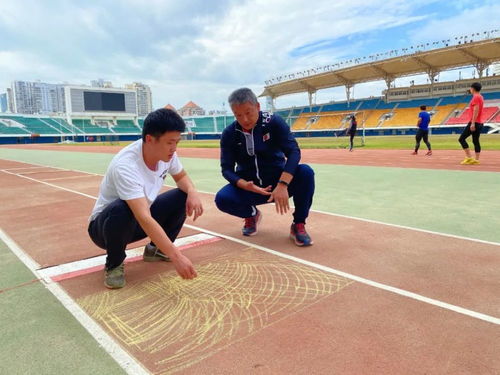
xmin=260 ymin=32 xmax=500 ymax=137
xmin=1 ymin=33 xmax=499 ymax=144
xmin=273 ymin=77 xmax=500 ymax=135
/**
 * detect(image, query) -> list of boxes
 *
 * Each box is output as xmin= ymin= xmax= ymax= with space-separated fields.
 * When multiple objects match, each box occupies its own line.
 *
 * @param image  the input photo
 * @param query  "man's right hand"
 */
xmin=238 ymin=180 xmax=272 ymax=196
xmin=172 ymin=253 xmax=197 ymax=279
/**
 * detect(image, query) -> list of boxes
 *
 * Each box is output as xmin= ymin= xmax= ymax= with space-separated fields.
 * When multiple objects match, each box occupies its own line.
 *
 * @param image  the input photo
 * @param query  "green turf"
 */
xmin=0 ymin=282 xmax=125 ymax=374
xmin=298 ymin=134 xmax=500 ymax=150
xmin=0 ymin=149 xmax=114 ymax=175
xmin=178 ymin=157 xmax=500 ymax=243
xmin=1 ymin=147 xmax=499 ymax=243
xmin=0 ymin=240 xmax=125 ymax=375
xmin=26 ymin=133 xmax=500 ymax=150
xmin=300 ymin=134 xmax=500 ymax=150
xmin=0 ymin=240 xmax=35 ymax=290
xmin=310 ymin=163 xmax=500 ymax=243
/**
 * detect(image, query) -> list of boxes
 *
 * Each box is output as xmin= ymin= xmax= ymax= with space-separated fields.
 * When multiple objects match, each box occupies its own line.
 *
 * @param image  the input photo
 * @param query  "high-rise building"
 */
xmin=91 ymin=78 xmax=113 ymax=88
xmin=0 ymin=93 xmax=7 ymax=112
xmin=6 ymin=88 xmax=14 ymax=112
xmin=125 ymin=82 xmax=153 ymax=116
xmin=11 ymin=80 xmax=65 ymax=114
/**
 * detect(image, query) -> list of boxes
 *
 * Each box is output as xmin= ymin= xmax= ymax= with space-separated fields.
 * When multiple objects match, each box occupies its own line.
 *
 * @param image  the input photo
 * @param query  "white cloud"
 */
xmin=0 ymin=0 xmax=496 ymax=111
xmin=0 ymin=50 xmax=62 ymax=79
xmin=408 ymin=3 xmax=500 ymax=43
xmin=195 ymin=0 xmax=428 ymax=80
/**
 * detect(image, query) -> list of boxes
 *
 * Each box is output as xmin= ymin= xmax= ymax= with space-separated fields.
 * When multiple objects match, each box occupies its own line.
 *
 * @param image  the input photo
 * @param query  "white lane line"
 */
xmin=1 ymin=166 xmax=54 ymax=171
xmin=310 ymin=208 xmax=500 ymax=248
xmin=0 ymin=228 xmax=150 ymax=375
xmin=1 ymin=169 xmax=98 ymax=200
xmin=167 ymin=185 xmax=500 ymax=248
xmin=184 ymin=224 xmax=500 ymax=326
xmin=2 ymin=157 xmax=499 ymax=247
xmin=2 ymin=164 xmax=499 ymax=325
xmin=42 ymin=174 xmax=101 ymax=182
xmin=15 ymin=169 xmax=76 ymax=175
xmin=38 ymin=233 xmax=218 ymax=281
xmin=0 ymin=227 xmax=41 ymax=270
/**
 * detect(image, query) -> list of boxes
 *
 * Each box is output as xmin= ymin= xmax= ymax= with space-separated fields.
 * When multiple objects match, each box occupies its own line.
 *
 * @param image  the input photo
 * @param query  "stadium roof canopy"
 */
xmin=260 ymin=37 xmax=500 ymax=101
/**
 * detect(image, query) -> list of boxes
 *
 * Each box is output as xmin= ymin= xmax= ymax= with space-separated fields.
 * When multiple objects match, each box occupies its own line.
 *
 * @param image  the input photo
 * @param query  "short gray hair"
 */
xmin=228 ymin=88 xmax=258 ymax=106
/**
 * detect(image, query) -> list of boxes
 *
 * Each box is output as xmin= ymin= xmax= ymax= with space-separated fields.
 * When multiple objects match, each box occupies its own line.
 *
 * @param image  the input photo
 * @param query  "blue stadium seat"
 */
xmin=438 ymin=95 xmax=469 ymax=105
xmin=483 ymin=92 xmax=500 ymax=100
xmin=357 ymin=98 xmax=381 ymax=110
xmin=397 ymin=98 xmax=439 ymax=108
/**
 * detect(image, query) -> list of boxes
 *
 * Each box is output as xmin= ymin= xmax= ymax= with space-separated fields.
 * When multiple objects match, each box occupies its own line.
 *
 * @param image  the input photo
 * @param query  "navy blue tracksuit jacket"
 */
xmin=220 ymin=111 xmax=300 ymax=187
xmin=216 ymin=111 xmax=315 ymax=223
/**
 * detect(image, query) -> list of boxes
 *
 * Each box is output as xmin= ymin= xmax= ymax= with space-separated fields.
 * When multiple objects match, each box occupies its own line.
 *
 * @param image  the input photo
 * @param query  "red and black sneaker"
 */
xmin=242 ymin=210 xmax=261 ymax=236
xmin=290 ymin=223 xmax=313 ymax=246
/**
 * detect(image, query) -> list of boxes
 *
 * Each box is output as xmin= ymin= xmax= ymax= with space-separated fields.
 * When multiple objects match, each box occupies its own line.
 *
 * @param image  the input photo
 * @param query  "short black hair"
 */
xmin=142 ymin=108 xmax=185 ymax=141
xmin=470 ymin=82 xmax=482 ymax=92
xmin=420 ymin=105 xmax=427 ymax=110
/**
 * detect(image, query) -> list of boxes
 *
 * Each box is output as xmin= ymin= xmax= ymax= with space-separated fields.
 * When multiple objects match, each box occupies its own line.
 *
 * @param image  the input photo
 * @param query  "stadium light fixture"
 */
xmin=265 ymin=30 xmax=499 ymax=86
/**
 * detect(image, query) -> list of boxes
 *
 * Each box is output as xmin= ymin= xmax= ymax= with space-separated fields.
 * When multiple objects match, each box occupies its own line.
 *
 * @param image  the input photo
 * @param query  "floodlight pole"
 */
xmin=427 ymin=69 xmax=439 ymax=96
xmin=266 ymin=96 xmax=276 ymax=112
xmin=308 ymin=91 xmax=315 ymax=108
xmin=345 ymin=84 xmax=352 ymax=106
xmin=475 ymin=61 xmax=488 ymax=78
xmin=384 ymin=76 xmax=394 ymax=101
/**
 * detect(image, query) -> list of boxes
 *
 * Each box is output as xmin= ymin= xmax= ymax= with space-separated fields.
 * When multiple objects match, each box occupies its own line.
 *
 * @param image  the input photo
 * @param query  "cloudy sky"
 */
xmin=0 ymin=0 xmax=499 ymax=111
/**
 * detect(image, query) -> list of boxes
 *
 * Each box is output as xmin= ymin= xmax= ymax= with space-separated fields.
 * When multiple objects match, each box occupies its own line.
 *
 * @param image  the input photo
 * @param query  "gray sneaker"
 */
xmin=104 ymin=263 xmax=125 ymax=289
xmin=143 ymin=243 xmax=171 ymax=262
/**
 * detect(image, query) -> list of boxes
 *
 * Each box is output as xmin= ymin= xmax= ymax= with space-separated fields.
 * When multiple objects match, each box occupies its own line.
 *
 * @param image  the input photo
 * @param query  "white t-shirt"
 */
xmin=90 ymin=139 xmax=183 ymax=221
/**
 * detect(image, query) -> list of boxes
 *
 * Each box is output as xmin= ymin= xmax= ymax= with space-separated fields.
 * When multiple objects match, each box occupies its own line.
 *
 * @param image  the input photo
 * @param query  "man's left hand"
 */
xmin=186 ymin=191 xmax=204 ymax=221
xmin=267 ymin=184 xmax=289 ymax=214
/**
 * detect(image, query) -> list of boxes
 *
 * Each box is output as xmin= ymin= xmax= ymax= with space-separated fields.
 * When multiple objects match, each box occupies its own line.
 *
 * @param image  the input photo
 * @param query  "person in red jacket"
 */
xmin=459 ymin=82 xmax=485 ymax=165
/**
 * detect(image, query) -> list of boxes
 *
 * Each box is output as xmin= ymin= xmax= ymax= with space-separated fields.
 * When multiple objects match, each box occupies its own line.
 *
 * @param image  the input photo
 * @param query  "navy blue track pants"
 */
xmin=215 ymin=164 xmax=315 ymax=224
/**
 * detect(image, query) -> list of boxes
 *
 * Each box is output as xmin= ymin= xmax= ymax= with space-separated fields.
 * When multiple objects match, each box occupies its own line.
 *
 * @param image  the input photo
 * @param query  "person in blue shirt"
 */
xmin=412 ymin=105 xmax=432 ymax=155
xmin=215 ymin=88 xmax=315 ymax=246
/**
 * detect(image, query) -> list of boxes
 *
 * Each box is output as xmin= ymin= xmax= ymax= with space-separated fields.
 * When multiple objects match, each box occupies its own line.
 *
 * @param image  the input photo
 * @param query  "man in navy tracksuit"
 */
xmin=215 ymin=88 xmax=315 ymax=246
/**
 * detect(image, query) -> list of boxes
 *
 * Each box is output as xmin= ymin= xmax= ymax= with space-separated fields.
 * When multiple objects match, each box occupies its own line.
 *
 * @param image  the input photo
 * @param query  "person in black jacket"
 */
xmin=214 ymin=88 xmax=315 ymax=246
xmin=347 ymin=115 xmax=357 ymax=151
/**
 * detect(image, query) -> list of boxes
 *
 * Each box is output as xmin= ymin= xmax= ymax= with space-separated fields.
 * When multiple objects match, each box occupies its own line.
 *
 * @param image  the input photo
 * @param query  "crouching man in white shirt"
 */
xmin=88 ymin=108 xmax=203 ymax=289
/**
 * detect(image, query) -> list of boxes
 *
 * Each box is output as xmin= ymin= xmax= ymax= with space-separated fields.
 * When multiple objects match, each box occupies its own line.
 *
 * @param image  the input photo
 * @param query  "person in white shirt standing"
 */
xmin=88 ymin=108 xmax=203 ymax=289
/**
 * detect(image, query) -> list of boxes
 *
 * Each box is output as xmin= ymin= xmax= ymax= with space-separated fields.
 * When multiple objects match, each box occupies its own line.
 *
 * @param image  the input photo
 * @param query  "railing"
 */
xmin=265 ymin=30 xmax=500 ymax=86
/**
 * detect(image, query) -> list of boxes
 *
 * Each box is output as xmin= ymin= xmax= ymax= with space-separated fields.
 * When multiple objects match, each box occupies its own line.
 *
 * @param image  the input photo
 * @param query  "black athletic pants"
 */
xmin=88 ymin=189 xmax=187 ymax=270
xmin=349 ymin=126 xmax=357 ymax=150
xmin=415 ymin=128 xmax=431 ymax=152
xmin=458 ymin=122 xmax=483 ymax=153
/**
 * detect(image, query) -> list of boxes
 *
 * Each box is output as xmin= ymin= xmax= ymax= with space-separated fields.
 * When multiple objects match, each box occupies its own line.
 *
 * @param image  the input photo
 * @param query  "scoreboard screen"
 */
xmin=83 ymin=91 xmax=126 ymax=111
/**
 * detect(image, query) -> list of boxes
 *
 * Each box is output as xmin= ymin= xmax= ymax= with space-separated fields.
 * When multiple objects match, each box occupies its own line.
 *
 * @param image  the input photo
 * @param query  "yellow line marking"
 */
xmin=78 ymin=248 xmax=353 ymax=374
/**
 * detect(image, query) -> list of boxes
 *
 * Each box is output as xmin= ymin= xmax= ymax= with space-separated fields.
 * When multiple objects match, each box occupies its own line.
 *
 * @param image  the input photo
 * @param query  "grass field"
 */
xmin=58 ymin=134 xmax=500 ymax=150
